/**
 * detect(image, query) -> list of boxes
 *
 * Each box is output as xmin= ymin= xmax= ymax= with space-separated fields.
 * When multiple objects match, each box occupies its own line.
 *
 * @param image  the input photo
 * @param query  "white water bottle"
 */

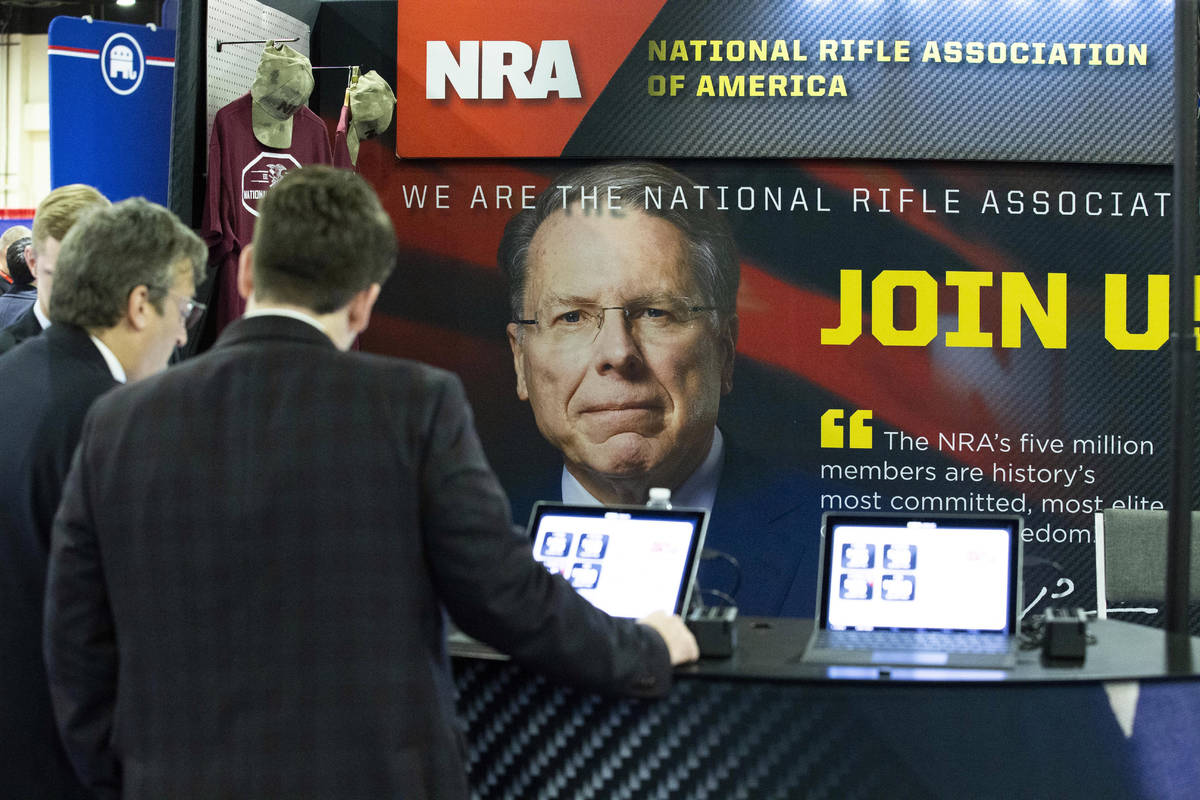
xmin=646 ymin=487 xmax=672 ymax=509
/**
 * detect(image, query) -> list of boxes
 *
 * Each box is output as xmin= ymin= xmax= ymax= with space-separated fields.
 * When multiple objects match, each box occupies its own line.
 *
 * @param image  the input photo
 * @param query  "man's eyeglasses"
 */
xmin=171 ymin=292 xmax=206 ymax=331
xmin=144 ymin=284 xmax=206 ymax=330
xmin=514 ymin=299 xmax=716 ymax=347
xmin=166 ymin=291 xmax=206 ymax=330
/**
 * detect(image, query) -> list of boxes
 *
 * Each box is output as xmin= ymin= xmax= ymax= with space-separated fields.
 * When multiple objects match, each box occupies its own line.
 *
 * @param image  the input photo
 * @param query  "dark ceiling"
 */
xmin=0 ymin=0 xmax=162 ymax=35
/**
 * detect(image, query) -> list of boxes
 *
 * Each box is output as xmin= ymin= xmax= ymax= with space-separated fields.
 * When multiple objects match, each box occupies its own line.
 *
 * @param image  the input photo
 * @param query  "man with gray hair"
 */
xmin=499 ymin=161 xmax=818 ymax=617
xmin=0 ymin=197 xmax=205 ymax=799
xmin=500 ymin=162 xmax=740 ymax=509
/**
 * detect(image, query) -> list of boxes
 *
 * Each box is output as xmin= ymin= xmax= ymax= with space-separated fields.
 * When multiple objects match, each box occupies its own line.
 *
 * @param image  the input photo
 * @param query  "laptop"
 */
xmin=528 ymin=501 xmax=709 ymax=618
xmin=803 ymin=512 xmax=1023 ymax=669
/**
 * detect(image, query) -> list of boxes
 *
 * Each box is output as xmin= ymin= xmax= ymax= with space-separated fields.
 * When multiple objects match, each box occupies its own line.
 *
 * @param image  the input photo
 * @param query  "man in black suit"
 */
xmin=499 ymin=162 xmax=820 ymax=617
xmin=0 ymin=224 xmax=31 ymax=296
xmin=0 ymin=198 xmax=205 ymax=799
xmin=0 ymin=235 xmax=36 ymax=327
xmin=44 ymin=165 xmax=697 ymax=800
xmin=0 ymin=225 xmax=33 ymax=352
xmin=0 ymin=184 xmax=109 ymax=356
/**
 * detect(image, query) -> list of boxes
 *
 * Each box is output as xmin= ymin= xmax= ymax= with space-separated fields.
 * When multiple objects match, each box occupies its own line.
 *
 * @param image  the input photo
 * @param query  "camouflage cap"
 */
xmin=346 ymin=70 xmax=396 ymax=164
xmin=250 ymin=42 xmax=315 ymax=149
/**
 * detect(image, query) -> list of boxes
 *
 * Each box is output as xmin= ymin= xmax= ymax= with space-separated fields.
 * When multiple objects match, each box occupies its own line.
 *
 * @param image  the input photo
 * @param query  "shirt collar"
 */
xmin=243 ymin=307 xmax=328 ymax=335
xmin=88 ymin=334 xmax=127 ymax=383
xmin=33 ymin=300 xmax=51 ymax=330
xmin=560 ymin=427 xmax=725 ymax=509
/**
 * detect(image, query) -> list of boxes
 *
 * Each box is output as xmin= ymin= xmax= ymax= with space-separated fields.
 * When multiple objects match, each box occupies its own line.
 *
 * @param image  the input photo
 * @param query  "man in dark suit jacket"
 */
xmin=0 ymin=236 xmax=36 ymax=328
xmin=0 ymin=224 xmax=30 ymax=297
xmin=0 ymin=199 xmax=205 ymax=798
xmin=0 ymin=300 xmax=40 ymax=348
xmin=44 ymin=166 xmax=697 ymax=800
xmin=0 ymin=185 xmax=109 ymax=356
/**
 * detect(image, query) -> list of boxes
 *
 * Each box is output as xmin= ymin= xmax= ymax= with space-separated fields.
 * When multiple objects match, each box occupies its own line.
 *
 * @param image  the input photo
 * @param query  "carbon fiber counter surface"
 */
xmin=451 ymin=618 xmax=1200 ymax=799
xmin=454 ymin=659 xmax=932 ymax=799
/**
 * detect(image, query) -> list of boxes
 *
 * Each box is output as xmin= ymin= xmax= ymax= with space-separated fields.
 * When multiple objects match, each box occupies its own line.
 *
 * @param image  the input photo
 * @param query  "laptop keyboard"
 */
xmin=818 ymin=630 xmax=1011 ymax=655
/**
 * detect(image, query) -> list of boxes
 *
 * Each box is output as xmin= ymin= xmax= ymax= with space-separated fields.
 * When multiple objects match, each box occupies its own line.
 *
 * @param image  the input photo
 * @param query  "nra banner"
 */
xmin=395 ymin=0 xmax=1171 ymax=162
xmin=360 ymin=156 xmax=1187 ymax=620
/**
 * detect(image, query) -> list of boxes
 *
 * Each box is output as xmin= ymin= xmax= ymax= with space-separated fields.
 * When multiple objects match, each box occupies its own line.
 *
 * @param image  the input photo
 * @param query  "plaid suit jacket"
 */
xmin=44 ymin=314 xmax=670 ymax=800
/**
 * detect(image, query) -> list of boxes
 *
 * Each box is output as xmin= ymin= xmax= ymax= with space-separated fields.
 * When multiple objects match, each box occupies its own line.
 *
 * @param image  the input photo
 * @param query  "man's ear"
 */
xmin=346 ymin=283 xmax=381 ymax=336
xmin=507 ymin=322 xmax=529 ymax=401
xmin=236 ymin=244 xmax=255 ymax=300
xmin=24 ymin=245 xmax=36 ymax=279
xmin=720 ymin=314 xmax=738 ymax=396
xmin=126 ymin=285 xmax=153 ymax=331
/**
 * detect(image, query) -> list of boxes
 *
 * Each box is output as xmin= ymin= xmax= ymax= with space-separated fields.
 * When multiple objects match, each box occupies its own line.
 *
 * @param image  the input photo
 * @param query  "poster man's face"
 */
xmin=507 ymin=206 xmax=736 ymax=497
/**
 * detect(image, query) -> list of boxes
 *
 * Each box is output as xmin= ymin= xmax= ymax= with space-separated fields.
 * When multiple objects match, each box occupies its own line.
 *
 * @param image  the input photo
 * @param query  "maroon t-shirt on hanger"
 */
xmin=202 ymin=93 xmax=333 ymax=333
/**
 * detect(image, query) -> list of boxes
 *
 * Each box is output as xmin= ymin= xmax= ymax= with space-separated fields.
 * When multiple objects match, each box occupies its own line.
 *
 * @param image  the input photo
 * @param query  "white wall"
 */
xmin=1 ymin=1 xmax=311 ymax=212
xmin=206 ymin=0 xmax=310 ymax=150
xmin=1 ymin=34 xmax=50 ymax=210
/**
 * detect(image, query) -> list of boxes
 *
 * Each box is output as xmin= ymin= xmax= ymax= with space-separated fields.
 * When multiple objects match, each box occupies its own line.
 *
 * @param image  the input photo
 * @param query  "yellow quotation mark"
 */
xmin=821 ymin=409 xmax=873 ymax=449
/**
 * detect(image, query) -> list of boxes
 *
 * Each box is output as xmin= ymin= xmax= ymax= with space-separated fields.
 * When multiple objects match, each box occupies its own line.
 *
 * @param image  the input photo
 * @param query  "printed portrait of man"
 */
xmin=498 ymin=162 xmax=818 ymax=617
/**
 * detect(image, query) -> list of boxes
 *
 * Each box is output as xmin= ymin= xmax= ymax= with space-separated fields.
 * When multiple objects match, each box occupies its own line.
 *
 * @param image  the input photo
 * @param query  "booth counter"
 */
xmin=451 ymin=618 xmax=1200 ymax=799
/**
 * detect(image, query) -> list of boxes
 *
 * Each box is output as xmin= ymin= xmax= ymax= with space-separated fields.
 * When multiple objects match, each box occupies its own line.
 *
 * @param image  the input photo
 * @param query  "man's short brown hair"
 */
xmin=252 ymin=165 xmax=397 ymax=314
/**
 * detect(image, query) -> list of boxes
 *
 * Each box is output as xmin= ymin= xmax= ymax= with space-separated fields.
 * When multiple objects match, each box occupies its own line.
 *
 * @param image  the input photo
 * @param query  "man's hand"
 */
xmin=638 ymin=610 xmax=700 ymax=665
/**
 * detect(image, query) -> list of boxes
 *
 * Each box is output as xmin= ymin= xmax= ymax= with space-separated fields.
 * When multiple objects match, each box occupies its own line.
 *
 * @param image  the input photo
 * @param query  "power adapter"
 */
xmin=686 ymin=605 xmax=737 ymax=658
xmin=1042 ymin=607 xmax=1088 ymax=663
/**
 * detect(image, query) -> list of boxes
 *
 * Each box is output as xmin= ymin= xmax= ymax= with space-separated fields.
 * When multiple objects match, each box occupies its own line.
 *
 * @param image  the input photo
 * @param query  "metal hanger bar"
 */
xmin=215 ymin=37 xmax=299 ymax=53
xmin=312 ymin=66 xmax=362 ymax=89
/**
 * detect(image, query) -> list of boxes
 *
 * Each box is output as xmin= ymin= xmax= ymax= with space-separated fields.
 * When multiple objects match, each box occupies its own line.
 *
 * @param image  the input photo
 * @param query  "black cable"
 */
xmin=699 ymin=548 xmax=741 ymax=599
xmin=700 ymin=588 xmax=737 ymax=608
xmin=1019 ymin=611 xmax=1098 ymax=651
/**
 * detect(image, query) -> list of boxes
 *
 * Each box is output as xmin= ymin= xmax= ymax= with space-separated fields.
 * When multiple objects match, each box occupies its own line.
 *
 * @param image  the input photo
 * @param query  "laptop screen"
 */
xmin=528 ymin=502 xmax=708 ymax=618
xmin=819 ymin=513 xmax=1022 ymax=634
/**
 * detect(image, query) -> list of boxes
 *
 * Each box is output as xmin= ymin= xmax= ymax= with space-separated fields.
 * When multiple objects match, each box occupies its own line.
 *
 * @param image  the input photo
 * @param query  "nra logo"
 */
xmin=426 ymin=40 xmax=581 ymax=100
